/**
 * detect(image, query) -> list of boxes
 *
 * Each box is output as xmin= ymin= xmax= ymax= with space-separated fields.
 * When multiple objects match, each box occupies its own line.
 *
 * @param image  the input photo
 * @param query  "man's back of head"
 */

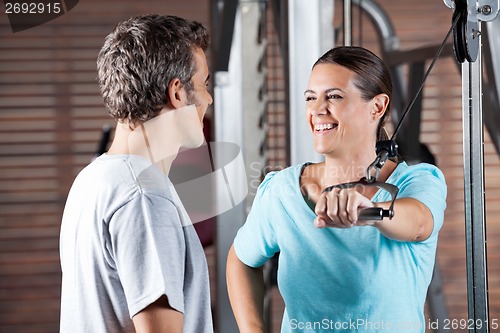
xmin=97 ymin=14 xmax=209 ymax=127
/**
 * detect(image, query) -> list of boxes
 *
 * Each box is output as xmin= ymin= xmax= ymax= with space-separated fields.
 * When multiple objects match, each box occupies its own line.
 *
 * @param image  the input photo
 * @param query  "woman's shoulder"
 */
xmin=262 ymin=163 xmax=306 ymax=180
xmin=390 ymin=161 xmax=446 ymax=184
xmin=255 ymin=163 xmax=306 ymax=194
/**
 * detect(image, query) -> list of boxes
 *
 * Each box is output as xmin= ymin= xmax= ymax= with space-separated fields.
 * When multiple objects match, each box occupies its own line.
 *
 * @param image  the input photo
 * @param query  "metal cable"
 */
xmin=391 ymin=12 xmax=462 ymax=139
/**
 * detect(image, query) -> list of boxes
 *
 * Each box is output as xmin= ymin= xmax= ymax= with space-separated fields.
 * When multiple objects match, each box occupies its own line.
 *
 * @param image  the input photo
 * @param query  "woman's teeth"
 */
xmin=314 ymin=123 xmax=336 ymax=131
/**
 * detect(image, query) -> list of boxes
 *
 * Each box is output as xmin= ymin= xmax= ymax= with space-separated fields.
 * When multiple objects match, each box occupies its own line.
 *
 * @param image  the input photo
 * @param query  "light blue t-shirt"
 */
xmin=234 ymin=162 xmax=447 ymax=333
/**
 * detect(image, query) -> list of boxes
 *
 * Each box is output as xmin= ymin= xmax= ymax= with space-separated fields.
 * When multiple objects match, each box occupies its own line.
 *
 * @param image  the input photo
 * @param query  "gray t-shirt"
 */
xmin=60 ymin=154 xmax=213 ymax=333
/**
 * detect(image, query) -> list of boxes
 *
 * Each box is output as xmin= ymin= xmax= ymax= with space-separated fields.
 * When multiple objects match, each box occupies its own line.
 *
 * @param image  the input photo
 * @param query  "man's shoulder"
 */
xmin=74 ymin=154 xmax=174 ymax=202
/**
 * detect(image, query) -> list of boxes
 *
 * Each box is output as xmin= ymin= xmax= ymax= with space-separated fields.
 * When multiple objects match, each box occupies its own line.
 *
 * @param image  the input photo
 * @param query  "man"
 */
xmin=59 ymin=14 xmax=213 ymax=332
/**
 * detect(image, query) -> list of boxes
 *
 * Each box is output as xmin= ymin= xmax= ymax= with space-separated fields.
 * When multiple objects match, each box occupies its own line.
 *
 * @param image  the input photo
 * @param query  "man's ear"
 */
xmin=167 ymin=78 xmax=188 ymax=109
xmin=370 ymin=93 xmax=390 ymax=121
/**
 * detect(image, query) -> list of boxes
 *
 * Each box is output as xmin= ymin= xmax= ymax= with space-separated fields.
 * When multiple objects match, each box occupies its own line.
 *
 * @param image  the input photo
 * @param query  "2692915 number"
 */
xmin=442 ymin=318 xmax=498 ymax=330
xmin=5 ymin=2 xmax=61 ymax=14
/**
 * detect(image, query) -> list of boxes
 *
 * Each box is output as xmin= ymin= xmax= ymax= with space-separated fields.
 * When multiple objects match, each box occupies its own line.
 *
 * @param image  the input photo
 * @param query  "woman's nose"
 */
xmin=309 ymin=99 xmax=328 ymax=116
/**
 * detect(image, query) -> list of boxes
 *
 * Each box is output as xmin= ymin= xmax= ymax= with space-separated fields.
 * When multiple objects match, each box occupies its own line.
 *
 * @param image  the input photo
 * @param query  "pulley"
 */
xmin=444 ymin=0 xmax=500 ymax=63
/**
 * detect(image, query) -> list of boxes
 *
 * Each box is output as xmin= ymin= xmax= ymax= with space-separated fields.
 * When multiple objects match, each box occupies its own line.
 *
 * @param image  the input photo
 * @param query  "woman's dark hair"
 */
xmin=97 ymin=14 xmax=209 ymax=125
xmin=314 ymin=46 xmax=392 ymax=142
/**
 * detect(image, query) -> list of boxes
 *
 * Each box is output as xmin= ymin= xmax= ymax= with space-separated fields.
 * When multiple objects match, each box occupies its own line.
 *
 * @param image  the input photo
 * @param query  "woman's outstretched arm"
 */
xmin=226 ymin=244 xmax=266 ymax=333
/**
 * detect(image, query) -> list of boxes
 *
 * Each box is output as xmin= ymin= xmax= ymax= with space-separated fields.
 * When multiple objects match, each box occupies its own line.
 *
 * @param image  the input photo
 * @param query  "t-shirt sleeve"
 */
xmin=396 ymin=164 xmax=447 ymax=242
xmin=107 ymin=194 xmax=186 ymax=318
xmin=233 ymin=172 xmax=280 ymax=268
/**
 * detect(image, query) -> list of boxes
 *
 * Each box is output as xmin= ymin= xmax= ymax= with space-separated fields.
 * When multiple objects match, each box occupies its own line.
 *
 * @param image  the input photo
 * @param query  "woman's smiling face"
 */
xmin=304 ymin=63 xmax=379 ymax=158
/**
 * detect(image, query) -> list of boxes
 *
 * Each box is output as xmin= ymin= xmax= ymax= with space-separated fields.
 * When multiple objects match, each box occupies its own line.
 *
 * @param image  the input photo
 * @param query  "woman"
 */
xmin=226 ymin=46 xmax=447 ymax=333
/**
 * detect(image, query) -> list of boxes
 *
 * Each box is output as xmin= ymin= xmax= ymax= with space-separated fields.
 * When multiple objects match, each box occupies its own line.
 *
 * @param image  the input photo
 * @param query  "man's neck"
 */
xmin=107 ymin=121 xmax=132 ymax=155
xmin=107 ymin=116 xmax=181 ymax=175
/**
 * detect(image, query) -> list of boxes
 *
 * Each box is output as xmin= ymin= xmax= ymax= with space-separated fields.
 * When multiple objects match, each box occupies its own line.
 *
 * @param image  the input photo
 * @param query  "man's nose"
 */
xmin=207 ymin=92 xmax=213 ymax=106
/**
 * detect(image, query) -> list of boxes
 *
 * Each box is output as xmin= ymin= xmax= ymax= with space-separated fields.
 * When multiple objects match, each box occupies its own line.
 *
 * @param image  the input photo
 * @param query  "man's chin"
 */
xmin=182 ymin=136 xmax=205 ymax=149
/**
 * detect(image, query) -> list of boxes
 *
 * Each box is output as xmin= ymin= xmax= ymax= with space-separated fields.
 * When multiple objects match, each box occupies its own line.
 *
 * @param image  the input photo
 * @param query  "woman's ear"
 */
xmin=370 ymin=93 xmax=390 ymax=121
xmin=167 ymin=78 xmax=188 ymax=109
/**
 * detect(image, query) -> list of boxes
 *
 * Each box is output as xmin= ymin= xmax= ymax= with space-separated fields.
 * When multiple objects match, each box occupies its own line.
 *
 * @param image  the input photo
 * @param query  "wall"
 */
xmin=0 ymin=1 xmax=211 ymax=332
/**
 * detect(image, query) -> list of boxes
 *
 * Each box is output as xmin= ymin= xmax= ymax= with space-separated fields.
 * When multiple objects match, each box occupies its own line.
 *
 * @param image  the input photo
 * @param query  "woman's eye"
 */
xmin=305 ymin=96 xmax=315 ymax=101
xmin=328 ymin=94 xmax=342 ymax=99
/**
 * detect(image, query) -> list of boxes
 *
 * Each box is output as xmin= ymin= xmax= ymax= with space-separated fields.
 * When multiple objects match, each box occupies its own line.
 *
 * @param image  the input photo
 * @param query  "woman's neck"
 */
xmin=319 ymin=152 xmax=378 ymax=185
xmin=300 ymin=150 xmax=397 ymax=203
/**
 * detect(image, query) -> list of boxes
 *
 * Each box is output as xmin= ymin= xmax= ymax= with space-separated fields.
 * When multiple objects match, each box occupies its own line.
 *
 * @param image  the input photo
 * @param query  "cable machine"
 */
xmin=342 ymin=0 xmax=499 ymax=331
xmin=446 ymin=1 xmax=499 ymax=331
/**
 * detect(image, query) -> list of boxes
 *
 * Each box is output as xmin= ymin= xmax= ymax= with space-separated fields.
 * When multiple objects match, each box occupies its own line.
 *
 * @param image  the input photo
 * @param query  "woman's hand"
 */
xmin=314 ymin=187 xmax=376 ymax=228
xmin=314 ymin=189 xmax=434 ymax=242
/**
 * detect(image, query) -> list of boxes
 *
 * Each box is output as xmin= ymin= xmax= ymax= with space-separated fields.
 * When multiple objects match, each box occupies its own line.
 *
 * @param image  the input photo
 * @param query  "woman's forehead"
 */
xmin=307 ymin=64 xmax=356 ymax=90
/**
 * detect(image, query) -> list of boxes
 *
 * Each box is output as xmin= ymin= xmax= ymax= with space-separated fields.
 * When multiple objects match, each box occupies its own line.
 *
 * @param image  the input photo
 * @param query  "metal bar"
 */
xmin=343 ymin=0 xmax=352 ymax=46
xmin=462 ymin=23 xmax=490 ymax=333
xmin=214 ymin=5 xmax=243 ymax=331
xmin=482 ymin=19 xmax=500 ymax=156
xmin=214 ymin=0 xmax=239 ymax=72
xmin=214 ymin=2 xmax=270 ymax=331
xmin=288 ymin=0 xmax=332 ymax=165
xmin=401 ymin=61 xmax=425 ymax=162
xmin=351 ymin=0 xmax=399 ymax=52
xmin=211 ymin=0 xmax=222 ymax=59
xmin=426 ymin=265 xmax=450 ymax=333
xmin=384 ymin=43 xmax=454 ymax=67
xmin=280 ymin=0 xmax=291 ymax=165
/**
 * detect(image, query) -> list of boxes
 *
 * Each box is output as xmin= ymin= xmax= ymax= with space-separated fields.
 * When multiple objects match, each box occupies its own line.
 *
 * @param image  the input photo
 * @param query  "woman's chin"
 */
xmin=313 ymin=144 xmax=334 ymax=156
